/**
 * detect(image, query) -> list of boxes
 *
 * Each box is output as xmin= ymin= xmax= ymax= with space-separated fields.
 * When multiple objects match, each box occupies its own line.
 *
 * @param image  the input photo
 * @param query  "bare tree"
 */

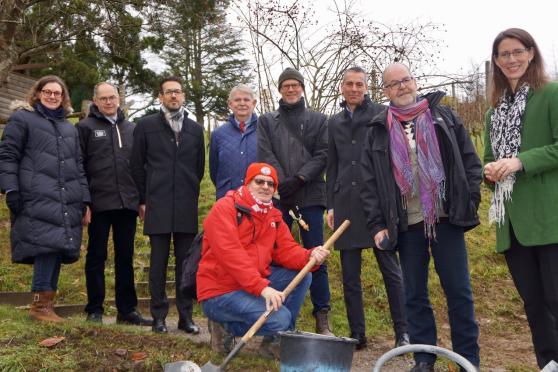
xmin=231 ymin=0 xmax=446 ymax=115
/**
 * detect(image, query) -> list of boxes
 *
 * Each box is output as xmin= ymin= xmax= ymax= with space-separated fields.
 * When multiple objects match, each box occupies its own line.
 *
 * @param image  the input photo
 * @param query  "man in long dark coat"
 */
xmin=131 ymin=76 xmax=205 ymax=334
xmin=326 ymin=66 xmax=409 ymax=349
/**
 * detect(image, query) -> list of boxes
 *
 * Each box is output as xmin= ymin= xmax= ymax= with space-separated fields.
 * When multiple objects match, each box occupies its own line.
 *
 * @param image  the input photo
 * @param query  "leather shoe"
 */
xmin=410 ymin=362 xmax=434 ymax=372
xmin=86 ymin=312 xmax=103 ymax=323
xmin=116 ymin=310 xmax=153 ymax=326
xmin=152 ymin=318 xmax=167 ymax=333
xmin=178 ymin=318 xmax=200 ymax=334
xmin=351 ymin=334 xmax=367 ymax=350
xmin=395 ymin=332 xmax=410 ymax=348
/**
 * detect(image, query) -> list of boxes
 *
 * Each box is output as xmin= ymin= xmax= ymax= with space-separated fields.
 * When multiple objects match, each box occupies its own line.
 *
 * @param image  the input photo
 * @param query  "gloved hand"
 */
xmin=278 ymin=176 xmax=305 ymax=199
xmin=6 ymin=191 xmax=22 ymax=215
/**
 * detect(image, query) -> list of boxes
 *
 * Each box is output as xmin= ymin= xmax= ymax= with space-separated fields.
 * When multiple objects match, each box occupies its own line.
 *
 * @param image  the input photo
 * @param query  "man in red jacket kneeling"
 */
xmin=197 ymin=162 xmax=330 ymax=358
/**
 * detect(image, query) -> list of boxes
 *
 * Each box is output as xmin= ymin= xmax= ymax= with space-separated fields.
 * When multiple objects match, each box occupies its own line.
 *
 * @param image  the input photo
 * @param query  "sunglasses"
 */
xmin=253 ymin=178 xmax=275 ymax=188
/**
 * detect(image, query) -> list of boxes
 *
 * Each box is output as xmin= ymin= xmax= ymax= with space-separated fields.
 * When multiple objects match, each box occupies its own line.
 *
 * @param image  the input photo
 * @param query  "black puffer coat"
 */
xmin=0 ymin=103 xmax=90 ymax=264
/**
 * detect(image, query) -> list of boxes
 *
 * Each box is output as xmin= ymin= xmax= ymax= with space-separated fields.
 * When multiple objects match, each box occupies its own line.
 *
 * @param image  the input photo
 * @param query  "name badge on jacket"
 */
xmin=94 ymin=130 xmax=107 ymax=138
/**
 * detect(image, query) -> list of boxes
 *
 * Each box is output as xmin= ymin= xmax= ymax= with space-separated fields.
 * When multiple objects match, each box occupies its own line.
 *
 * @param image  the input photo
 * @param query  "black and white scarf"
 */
xmin=161 ymin=105 xmax=184 ymax=137
xmin=488 ymin=83 xmax=529 ymax=225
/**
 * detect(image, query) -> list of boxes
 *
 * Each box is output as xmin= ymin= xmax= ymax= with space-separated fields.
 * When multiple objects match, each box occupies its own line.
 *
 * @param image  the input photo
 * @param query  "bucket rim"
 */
xmin=278 ymin=330 xmax=359 ymax=344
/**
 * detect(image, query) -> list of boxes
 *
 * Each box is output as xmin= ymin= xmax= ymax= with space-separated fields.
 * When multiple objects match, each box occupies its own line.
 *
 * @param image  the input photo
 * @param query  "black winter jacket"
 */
xmin=360 ymin=92 xmax=482 ymax=249
xmin=77 ymin=105 xmax=139 ymax=213
xmin=130 ymin=110 xmax=204 ymax=235
xmin=0 ymin=103 xmax=90 ymax=264
xmin=257 ymin=98 xmax=328 ymax=208
xmin=326 ymin=96 xmax=385 ymax=250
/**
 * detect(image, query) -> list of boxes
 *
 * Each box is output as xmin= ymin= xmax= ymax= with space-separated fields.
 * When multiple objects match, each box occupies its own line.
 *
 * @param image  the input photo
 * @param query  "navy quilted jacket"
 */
xmin=0 ymin=104 xmax=90 ymax=264
xmin=209 ymin=113 xmax=258 ymax=199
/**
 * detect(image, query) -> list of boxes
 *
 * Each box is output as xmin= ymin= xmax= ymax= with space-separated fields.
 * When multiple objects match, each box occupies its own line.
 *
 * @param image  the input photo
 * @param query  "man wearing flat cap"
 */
xmin=257 ymin=67 xmax=333 ymax=335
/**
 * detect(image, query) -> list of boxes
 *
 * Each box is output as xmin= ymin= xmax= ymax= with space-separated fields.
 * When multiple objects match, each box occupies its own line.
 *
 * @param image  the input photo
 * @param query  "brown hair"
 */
xmin=27 ymin=75 xmax=72 ymax=113
xmin=489 ymin=28 xmax=548 ymax=106
xmin=159 ymin=76 xmax=183 ymax=93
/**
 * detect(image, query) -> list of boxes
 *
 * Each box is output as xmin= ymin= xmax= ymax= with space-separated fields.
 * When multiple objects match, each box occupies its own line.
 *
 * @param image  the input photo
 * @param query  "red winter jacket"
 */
xmin=196 ymin=189 xmax=314 ymax=302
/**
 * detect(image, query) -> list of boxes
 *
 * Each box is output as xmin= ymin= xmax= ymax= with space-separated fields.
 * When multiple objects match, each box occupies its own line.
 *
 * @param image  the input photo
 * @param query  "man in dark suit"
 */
xmin=131 ymin=76 xmax=205 ymax=334
xmin=326 ymin=67 xmax=409 ymax=349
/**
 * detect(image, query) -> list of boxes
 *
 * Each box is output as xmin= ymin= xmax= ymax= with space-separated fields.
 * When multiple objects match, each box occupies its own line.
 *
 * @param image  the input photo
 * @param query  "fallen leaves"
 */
xmin=130 ymin=352 xmax=147 ymax=361
xmin=39 ymin=336 xmax=65 ymax=348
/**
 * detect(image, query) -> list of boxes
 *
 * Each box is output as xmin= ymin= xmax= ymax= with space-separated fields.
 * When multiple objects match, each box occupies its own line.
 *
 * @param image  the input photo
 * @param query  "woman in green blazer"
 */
xmin=484 ymin=28 xmax=558 ymax=369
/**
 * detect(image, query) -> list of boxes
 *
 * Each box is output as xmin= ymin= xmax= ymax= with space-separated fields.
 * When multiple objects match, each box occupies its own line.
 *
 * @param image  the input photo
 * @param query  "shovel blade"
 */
xmin=200 ymin=361 xmax=223 ymax=372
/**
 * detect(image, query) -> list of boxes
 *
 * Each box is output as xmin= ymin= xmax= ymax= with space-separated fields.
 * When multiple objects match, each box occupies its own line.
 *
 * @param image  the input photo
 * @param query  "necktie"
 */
xmin=239 ymin=121 xmax=246 ymax=133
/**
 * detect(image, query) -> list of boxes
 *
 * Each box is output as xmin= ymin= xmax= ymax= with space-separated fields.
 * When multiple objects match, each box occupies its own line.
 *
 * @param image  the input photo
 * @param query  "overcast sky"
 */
xmin=318 ymin=0 xmax=557 ymax=76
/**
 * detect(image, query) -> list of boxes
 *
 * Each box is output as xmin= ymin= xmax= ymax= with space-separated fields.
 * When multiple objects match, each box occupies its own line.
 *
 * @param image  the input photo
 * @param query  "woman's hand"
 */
xmin=484 ymin=158 xmax=523 ymax=182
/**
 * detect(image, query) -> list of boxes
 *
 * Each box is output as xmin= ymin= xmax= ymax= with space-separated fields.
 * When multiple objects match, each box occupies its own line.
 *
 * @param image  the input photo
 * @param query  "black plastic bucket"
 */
xmin=279 ymin=331 xmax=358 ymax=372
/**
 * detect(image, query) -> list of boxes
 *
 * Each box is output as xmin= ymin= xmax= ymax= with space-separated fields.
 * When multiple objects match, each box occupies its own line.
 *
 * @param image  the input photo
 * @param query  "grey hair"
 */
xmin=342 ymin=66 xmax=368 ymax=83
xmin=228 ymin=84 xmax=256 ymax=101
xmin=93 ymin=82 xmax=118 ymax=98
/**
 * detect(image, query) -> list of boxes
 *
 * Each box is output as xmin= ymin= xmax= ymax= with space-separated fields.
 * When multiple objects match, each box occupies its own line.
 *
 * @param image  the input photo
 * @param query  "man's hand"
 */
xmin=139 ymin=204 xmax=146 ymax=222
xmin=484 ymin=157 xmax=522 ymax=182
xmin=310 ymin=245 xmax=330 ymax=265
xmin=82 ymin=205 xmax=91 ymax=226
xmin=374 ymin=229 xmax=389 ymax=250
xmin=326 ymin=209 xmax=334 ymax=230
xmin=261 ymin=287 xmax=285 ymax=311
xmin=278 ymin=176 xmax=304 ymax=199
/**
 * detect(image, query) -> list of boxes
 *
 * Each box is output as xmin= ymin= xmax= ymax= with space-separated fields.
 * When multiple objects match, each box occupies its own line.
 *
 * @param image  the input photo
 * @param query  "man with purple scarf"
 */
xmin=360 ymin=63 xmax=482 ymax=372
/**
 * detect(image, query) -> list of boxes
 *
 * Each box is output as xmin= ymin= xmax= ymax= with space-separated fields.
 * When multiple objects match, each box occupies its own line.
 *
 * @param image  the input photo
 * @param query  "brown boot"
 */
xmin=208 ymin=319 xmax=234 ymax=353
xmin=29 ymin=291 xmax=64 ymax=323
xmin=314 ymin=309 xmax=334 ymax=336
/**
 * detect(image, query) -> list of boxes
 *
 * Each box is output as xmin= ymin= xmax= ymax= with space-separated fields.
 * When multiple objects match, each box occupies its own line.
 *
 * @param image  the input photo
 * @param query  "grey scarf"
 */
xmin=488 ymin=83 xmax=529 ymax=225
xmin=161 ymin=105 xmax=184 ymax=135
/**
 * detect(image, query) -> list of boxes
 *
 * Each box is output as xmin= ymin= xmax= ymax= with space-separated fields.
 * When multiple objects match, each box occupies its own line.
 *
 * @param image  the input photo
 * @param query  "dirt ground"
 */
xmin=159 ymin=316 xmax=538 ymax=371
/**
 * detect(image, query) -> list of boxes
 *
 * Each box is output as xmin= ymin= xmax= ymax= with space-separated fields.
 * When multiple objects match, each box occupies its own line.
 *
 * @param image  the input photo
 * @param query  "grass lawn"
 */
xmin=0 ymin=134 xmax=536 ymax=371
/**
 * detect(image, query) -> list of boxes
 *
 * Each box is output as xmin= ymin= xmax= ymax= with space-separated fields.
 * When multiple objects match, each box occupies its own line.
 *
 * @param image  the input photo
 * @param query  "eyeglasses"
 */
xmin=41 ymin=90 xmax=62 ymax=97
xmin=253 ymin=178 xmax=275 ymax=188
xmin=97 ymin=95 xmax=118 ymax=103
xmin=383 ymin=77 xmax=414 ymax=90
xmin=163 ymin=89 xmax=183 ymax=96
xmin=496 ymin=47 xmax=531 ymax=60
xmin=280 ymin=82 xmax=302 ymax=91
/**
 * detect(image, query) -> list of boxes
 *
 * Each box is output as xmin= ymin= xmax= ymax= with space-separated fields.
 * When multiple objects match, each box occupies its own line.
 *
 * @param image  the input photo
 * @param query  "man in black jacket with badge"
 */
xmin=327 ymin=67 xmax=408 ymax=350
xmin=257 ymin=67 xmax=332 ymax=335
xmin=131 ymin=76 xmax=205 ymax=334
xmin=77 ymin=82 xmax=151 ymax=326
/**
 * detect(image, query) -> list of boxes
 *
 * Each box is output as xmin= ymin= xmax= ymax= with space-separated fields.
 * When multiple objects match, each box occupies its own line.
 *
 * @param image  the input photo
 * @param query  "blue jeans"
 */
xmin=281 ymin=205 xmax=330 ymax=314
xmin=201 ymin=266 xmax=312 ymax=336
xmin=397 ymin=222 xmax=480 ymax=366
xmin=31 ymin=253 xmax=62 ymax=292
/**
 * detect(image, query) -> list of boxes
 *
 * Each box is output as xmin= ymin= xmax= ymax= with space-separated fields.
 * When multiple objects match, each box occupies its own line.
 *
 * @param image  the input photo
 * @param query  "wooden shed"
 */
xmin=0 ymin=73 xmax=37 ymax=124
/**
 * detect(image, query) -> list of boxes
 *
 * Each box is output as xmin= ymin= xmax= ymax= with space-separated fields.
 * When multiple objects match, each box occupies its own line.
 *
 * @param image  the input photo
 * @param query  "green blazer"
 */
xmin=484 ymin=82 xmax=558 ymax=253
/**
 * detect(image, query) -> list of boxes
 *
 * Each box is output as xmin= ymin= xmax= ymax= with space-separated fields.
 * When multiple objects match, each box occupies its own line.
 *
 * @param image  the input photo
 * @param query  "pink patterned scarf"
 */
xmin=387 ymin=98 xmax=445 ymax=238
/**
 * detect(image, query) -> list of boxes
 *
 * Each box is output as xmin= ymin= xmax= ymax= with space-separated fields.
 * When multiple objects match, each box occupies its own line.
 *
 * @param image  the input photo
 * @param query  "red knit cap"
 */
xmin=244 ymin=163 xmax=279 ymax=187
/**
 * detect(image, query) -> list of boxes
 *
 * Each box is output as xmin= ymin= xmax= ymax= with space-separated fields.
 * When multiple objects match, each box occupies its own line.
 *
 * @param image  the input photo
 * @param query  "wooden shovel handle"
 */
xmin=241 ymin=219 xmax=351 ymax=342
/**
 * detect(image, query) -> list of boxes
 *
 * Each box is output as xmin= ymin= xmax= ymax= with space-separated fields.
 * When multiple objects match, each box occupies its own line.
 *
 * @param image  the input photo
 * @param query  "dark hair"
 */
xmin=27 ymin=75 xmax=72 ymax=113
xmin=343 ymin=66 xmax=368 ymax=82
xmin=489 ymin=28 xmax=548 ymax=106
xmin=159 ymin=76 xmax=183 ymax=93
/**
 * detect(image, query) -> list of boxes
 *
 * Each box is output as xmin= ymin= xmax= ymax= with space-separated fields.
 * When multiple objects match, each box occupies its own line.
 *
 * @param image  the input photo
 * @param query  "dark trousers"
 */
xmin=32 ymin=253 xmax=62 ymax=292
xmin=398 ymin=222 xmax=480 ymax=366
xmin=85 ymin=209 xmax=138 ymax=315
xmin=148 ymin=232 xmax=195 ymax=321
xmin=505 ymin=228 xmax=558 ymax=368
xmin=340 ymin=248 xmax=407 ymax=338
xmin=281 ymin=205 xmax=330 ymax=314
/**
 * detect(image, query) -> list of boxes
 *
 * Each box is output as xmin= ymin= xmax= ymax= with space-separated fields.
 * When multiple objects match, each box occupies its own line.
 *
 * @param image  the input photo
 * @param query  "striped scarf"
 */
xmin=387 ymin=98 xmax=445 ymax=238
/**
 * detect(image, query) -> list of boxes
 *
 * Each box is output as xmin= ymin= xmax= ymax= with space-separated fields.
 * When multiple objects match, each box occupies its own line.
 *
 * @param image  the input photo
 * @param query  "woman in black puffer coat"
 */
xmin=0 ymin=75 xmax=90 ymax=322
